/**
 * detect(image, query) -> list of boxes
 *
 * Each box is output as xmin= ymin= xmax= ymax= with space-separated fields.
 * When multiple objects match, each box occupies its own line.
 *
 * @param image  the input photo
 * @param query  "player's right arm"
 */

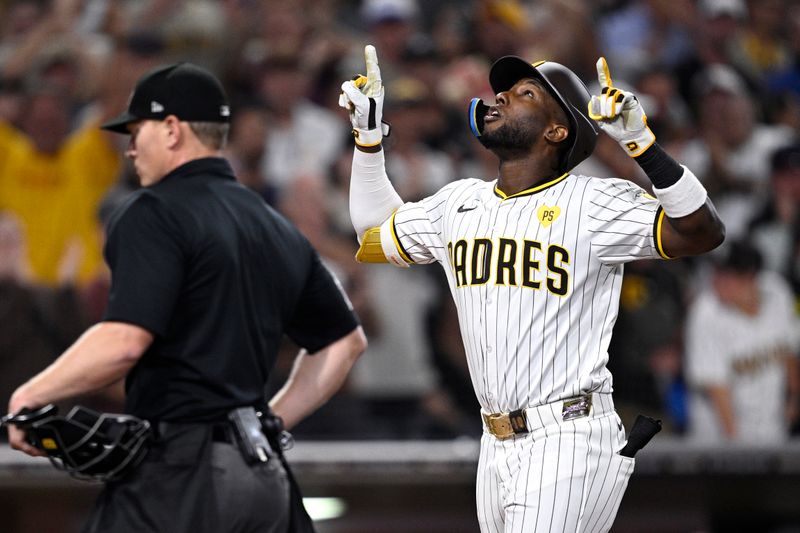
xmin=339 ymin=45 xmax=405 ymax=262
xmin=340 ymin=45 xmax=457 ymax=267
xmin=589 ymin=58 xmax=725 ymax=259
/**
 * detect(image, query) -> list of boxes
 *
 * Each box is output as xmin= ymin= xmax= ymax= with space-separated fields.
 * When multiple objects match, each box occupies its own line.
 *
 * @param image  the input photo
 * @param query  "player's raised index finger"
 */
xmin=596 ymin=57 xmax=612 ymax=89
xmin=365 ymin=45 xmax=381 ymax=83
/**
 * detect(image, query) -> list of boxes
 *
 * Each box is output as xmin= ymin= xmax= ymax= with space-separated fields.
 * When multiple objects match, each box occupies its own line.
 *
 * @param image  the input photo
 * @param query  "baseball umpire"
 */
xmin=7 ymin=62 xmax=367 ymax=533
xmin=340 ymin=46 xmax=724 ymax=532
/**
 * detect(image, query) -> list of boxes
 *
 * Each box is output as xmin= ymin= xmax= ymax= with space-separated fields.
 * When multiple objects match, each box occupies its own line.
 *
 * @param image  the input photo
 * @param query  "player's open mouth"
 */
xmin=484 ymin=107 xmax=501 ymax=123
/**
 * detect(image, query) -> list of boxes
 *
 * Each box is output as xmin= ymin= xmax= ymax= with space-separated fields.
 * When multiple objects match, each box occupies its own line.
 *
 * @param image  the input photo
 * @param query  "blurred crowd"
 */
xmin=1 ymin=0 xmax=799 ymax=444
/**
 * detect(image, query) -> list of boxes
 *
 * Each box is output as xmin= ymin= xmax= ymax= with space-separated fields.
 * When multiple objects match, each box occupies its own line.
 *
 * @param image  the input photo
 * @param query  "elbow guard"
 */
xmin=355 ymin=227 xmax=388 ymax=263
xmin=355 ymin=224 xmax=410 ymax=267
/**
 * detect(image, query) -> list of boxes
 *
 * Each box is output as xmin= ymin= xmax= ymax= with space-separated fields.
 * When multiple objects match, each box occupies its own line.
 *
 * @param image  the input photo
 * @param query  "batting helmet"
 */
xmin=2 ymin=404 xmax=151 ymax=482
xmin=469 ymin=57 xmax=599 ymax=173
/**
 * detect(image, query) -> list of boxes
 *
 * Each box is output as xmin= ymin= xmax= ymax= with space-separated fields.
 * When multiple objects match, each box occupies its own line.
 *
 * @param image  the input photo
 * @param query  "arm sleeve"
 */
xmin=587 ymin=177 xmax=665 ymax=264
xmin=102 ymin=193 xmax=186 ymax=337
xmin=349 ymin=148 xmax=403 ymax=240
xmin=284 ymin=251 xmax=360 ymax=353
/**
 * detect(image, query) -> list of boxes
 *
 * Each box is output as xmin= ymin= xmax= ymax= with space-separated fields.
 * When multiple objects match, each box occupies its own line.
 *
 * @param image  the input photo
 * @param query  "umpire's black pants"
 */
xmin=82 ymin=422 xmax=291 ymax=533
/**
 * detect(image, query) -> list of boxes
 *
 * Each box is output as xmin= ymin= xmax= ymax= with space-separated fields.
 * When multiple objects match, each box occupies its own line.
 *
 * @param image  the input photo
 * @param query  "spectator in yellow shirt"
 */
xmin=0 ymin=84 xmax=121 ymax=285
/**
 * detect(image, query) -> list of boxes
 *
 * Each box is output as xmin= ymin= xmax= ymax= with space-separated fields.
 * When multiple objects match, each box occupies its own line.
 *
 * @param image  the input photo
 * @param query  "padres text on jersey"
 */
xmin=376 ymin=174 xmax=665 ymax=414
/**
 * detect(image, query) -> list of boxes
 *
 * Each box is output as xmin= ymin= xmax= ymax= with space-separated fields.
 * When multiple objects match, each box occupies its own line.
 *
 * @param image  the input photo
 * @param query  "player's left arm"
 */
xmin=656 ymin=196 xmax=724 ymax=258
xmin=589 ymin=57 xmax=725 ymax=258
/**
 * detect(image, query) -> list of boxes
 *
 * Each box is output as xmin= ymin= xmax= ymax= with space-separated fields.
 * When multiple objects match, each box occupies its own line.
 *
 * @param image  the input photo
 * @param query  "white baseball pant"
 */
xmin=476 ymin=394 xmax=634 ymax=533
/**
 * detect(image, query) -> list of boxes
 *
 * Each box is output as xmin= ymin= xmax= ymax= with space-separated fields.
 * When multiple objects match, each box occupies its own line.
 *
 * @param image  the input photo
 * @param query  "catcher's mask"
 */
xmin=469 ymin=57 xmax=599 ymax=173
xmin=2 ymin=404 xmax=151 ymax=482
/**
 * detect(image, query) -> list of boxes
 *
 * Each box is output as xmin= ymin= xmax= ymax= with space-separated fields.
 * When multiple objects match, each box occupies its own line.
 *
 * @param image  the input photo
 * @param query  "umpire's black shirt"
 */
xmin=103 ymin=157 xmax=358 ymax=422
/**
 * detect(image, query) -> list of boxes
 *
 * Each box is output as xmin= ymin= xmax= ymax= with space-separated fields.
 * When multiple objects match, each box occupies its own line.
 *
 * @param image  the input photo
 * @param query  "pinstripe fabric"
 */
xmin=382 ymin=175 xmax=662 ymax=412
xmin=477 ymin=395 xmax=634 ymax=533
xmin=378 ymin=174 xmax=656 ymax=531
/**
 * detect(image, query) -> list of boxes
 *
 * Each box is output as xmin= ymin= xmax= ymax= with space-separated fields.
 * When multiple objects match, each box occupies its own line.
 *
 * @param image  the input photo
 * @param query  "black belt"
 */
xmin=211 ymin=422 xmax=235 ymax=444
xmin=154 ymin=421 xmax=236 ymax=444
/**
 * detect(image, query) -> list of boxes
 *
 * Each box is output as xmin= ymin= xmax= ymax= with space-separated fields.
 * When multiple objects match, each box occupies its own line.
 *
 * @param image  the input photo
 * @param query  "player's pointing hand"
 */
xmin=588 ymin=57 xmax=655 ymax=157
xmin=363 ymin=45 xmax=382 ymax=97
xmin=338 ymin=45 xmax=389 ymax=149
xmin=595 ymin=56 xmax=612 ymax=91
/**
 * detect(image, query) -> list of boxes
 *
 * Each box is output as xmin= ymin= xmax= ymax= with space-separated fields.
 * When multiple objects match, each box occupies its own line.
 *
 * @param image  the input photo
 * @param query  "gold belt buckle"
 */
xmin=483 ymin=412 xmax=514 ymax=439
xmin=482 ymin=410 xmax=528 ymax=440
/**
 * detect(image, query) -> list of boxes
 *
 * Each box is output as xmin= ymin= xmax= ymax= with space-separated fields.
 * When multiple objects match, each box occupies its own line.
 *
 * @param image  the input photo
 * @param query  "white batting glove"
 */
xmin=339 ymin=45 xmax=389 ymax=148
xmin=588 ymin=57 xmax=655 ymax=157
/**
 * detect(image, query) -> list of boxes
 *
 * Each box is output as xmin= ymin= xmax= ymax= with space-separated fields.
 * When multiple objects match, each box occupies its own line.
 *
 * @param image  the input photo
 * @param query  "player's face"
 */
xmin=713 ymin=269 xmax=759 ymax=313
xmin=125 ymin=120 xmax=171 ymax=187
xmin=479 ymin=78 xmax=557 ymax=153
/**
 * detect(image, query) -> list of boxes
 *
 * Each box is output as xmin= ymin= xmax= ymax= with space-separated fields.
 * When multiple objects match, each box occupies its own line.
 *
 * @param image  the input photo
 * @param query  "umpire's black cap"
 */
xmin=102 ymin=63 xmax=230 ymax=133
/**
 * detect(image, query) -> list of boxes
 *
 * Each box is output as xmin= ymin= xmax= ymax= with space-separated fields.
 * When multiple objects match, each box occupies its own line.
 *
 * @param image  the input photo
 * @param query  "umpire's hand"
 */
xmin=6 ymin=394 xmax=47 ymax=457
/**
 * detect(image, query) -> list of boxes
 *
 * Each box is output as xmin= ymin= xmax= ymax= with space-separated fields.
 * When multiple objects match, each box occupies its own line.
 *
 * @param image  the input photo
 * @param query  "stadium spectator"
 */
xmin=608 ymin=259 xmax=691 ymax=433
xmin=0 ymin=210 xmax=88 ymax=434
xmin=0 ymin=83 xmax=121 ymax=285
xmin=382 ymin=76 xmax=455 ymax=200
xmin=255 ymin=54 xmax=347 ymax=191
xmin=749 ymin=144 xmax=800 ymax=298
xmin=224 ymin=101 xmax=279 ymax=206
xmin=685 ymin=240 xmax=800 ymax=443
xmin=673 ymin=64 xmax=795 ymax=239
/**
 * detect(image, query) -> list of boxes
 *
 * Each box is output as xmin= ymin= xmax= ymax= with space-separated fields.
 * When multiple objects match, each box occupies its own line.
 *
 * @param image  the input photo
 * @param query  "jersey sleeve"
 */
xmin=102 ymin=192 xmax=186 ymax=336
xmin=379 ymin=180 xmax=464 ymax=266
xmin=284 ymin=250 xmax=360 ymax=353
xmin=587 ymin=177 xmax=667 ymax=264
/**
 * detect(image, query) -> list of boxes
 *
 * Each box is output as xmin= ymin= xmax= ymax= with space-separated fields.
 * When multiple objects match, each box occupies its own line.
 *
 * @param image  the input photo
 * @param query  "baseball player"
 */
xmin=685 ymin=240 xmax=800 ymax=444
xmin=339 ymin=46 xmax=725 ymax=532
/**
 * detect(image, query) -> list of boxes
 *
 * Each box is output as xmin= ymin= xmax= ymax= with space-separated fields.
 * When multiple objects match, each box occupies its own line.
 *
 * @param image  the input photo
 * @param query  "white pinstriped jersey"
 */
xmin=685 ymin=271 xmax=800 ymax=443
xmin=378 ymin=172 xmax=668 ymax=413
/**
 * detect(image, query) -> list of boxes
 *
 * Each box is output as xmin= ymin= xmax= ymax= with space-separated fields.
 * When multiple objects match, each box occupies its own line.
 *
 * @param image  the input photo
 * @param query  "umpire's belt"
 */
xmin=153 ymin=421 xmax=236 ymax=444
xmin=481 ymin=393 xmax=614 ymax=440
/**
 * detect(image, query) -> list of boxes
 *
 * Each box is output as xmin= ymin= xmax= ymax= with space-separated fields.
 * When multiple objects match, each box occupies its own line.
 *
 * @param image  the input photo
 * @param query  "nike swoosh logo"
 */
xmin=457 ymin=205 xmax=477 ymax=213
